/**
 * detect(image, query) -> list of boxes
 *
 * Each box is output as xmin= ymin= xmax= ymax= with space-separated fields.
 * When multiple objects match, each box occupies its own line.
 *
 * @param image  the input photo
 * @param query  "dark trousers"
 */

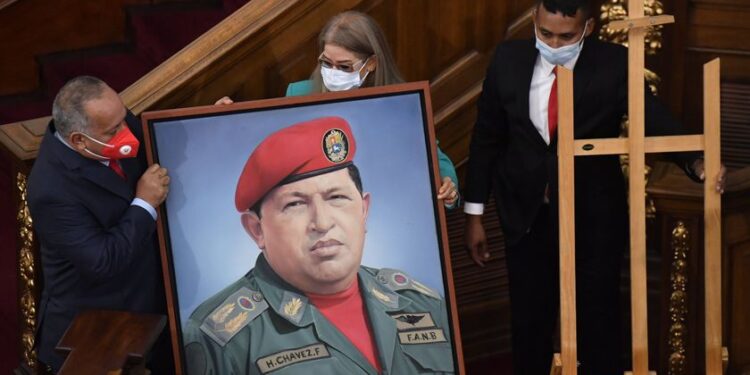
xmin=505 ymin=205 xmax=624 ymax=375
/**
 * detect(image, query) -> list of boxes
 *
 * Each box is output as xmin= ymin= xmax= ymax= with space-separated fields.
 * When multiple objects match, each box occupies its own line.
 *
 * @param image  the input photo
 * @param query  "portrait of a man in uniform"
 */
xmin=181 ymin=116 xmax=455 ymax=374
xmin=143 ymin=85 xmax=461 ymax=374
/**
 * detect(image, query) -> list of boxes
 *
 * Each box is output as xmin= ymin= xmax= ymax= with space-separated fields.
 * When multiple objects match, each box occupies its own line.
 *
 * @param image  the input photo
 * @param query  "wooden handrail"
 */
xmin=0 ymin=0 xmax=324 ymax=161
xmin=506 ymin=6 xmax=535 ymax=40
xmin=121 ymin=0 xmax=310 ymax=114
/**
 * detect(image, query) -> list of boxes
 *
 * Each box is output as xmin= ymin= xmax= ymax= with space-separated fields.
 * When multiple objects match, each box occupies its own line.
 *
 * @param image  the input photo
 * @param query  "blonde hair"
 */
xmin=310 ymin=11 xmax=403 ymax=92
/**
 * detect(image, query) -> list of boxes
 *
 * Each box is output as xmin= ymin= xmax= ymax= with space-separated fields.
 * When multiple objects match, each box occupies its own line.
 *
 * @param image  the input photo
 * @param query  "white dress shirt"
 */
xmin=464 ymin=51 xmax=581 ymax=215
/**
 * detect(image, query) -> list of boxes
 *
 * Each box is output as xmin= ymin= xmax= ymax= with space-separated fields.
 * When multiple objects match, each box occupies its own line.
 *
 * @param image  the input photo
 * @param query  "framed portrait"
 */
xmin=142 ymin=82 xmax=464 ymax=374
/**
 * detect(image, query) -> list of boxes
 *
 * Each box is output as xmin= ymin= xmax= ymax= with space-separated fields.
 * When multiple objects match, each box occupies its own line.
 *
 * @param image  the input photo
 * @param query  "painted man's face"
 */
xmin=242 ymin=168 xmax=370 ymax=294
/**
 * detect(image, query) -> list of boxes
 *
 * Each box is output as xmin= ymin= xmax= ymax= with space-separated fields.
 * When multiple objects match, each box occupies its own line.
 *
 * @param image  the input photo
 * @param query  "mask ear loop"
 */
xmin=78 ymin=132 xmax=115 ymax=149
xmin=578 ymin=20 xmax=590 ymax=46
xmin=83 ymin=147 xmax=110 ymax=160
xmin=70 ymin=132 xmax=111 ymax=160
xmin=359 ymin=56 xmax=373 ymax=74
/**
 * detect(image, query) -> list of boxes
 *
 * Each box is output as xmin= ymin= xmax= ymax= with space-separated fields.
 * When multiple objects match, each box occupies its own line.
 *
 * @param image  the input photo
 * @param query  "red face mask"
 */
xmin=81 ymin=126 xmax=140 ymax=160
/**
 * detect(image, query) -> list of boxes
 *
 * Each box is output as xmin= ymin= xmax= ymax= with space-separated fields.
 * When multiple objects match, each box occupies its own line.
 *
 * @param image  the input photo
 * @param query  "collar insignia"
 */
xmin=283 ymin=297 xmax=303 ymax=318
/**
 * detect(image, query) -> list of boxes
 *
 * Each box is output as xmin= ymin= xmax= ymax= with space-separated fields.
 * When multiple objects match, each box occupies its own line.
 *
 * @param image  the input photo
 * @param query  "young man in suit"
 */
xmin=27 ymin=76 xmax=170 ymax=372
xmin=463 ymin=0 xmax=724 ymax=373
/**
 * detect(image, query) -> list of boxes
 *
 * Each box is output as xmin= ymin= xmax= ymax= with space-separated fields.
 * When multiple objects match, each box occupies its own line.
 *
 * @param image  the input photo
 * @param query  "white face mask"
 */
xmin=534 ymin=20 xmax=589 ymax=66
xmin=321 ymin=58 xmax=371 ymax=91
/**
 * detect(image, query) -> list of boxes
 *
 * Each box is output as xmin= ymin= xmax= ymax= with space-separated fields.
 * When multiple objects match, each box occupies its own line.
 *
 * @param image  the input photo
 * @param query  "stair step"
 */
xmin=0 ymin=0 xmax=247 ymax=124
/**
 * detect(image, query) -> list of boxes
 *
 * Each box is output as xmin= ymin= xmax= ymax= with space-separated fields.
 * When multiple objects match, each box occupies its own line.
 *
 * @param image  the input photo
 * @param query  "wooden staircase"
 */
xmin=0 ymin=0 xmax=247 ymax=124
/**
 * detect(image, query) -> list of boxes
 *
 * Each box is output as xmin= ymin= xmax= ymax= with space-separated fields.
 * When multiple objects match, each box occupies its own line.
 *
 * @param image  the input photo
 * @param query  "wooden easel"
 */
xmin=551 ymin=1 xmax=726 ymax=374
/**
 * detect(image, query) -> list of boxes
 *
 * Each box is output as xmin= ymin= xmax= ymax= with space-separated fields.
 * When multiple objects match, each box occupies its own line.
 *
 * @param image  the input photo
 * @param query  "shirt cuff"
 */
xmin=132 ymin=198 xmax=158 ymax=221
xmin=463 ymin=202 xmax=485 ymax=215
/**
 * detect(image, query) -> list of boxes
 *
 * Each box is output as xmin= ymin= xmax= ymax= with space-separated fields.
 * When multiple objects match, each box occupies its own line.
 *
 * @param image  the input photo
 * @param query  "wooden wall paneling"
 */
xmin=681 ymin=50 xmax=750 ymax=166
xmin=726 ymin=229 xmax=750 ymax=374
xmin=429 ymin=50 xmax=486 ymax=167
xmin=721 ymin=181 xmax=750 ymax=373
xmin=433 ymin=84 xmax=481 ymax=168
xmin=428 ymin=2 xmax=473 ymax=77
xmin=688 ymin=2 xmax=750 ymax=51
xmin=720 ymin=82 xmax=750 ymax=169
xmin=671 ymin=0 xmax=750 ymax=137
xmin=650 ymin=0 xmax=688 ymax=117
xmin=394 ymin=0 xmax=429 ymax=82
xmin=360 ymin=0 xmax=395 ymax=76
xmin=472 ymin=0 xmax=509 ymax=50
xmin=430 ymin=52 xmax=484 ymax=112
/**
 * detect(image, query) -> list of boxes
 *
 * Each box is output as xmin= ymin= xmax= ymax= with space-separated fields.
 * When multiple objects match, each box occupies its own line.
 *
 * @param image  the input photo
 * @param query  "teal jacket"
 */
xmin=183 ymin=255 xmax=456 ymax=374
xmin=286 ymin=80 xmax=460 ymax=207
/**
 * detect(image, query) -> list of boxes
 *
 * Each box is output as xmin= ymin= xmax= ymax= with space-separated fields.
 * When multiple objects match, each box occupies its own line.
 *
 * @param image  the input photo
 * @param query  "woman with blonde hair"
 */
xmin=287 ymin=10 xmax=403 ymax=94
xmin=219 ymin=10 xmax=460 ymax=207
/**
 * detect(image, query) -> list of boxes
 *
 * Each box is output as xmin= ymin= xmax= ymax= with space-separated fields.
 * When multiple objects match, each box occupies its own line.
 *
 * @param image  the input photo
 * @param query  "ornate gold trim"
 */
xmin=17 ymin=172 xmax=37 ymax=371
xmin=599 ymin=0 xmax=666 ymax=55
xmin=668 ymin=221 xmax=689 ymax=375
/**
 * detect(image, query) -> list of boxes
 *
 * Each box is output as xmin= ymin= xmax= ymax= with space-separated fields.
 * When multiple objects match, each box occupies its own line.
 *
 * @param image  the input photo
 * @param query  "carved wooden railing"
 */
xmin=648 ymin=162 xmax=750 ymax=374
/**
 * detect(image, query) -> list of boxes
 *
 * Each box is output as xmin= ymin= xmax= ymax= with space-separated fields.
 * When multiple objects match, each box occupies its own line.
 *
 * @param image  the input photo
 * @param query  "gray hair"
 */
xmin=52 ymin=76 xmax=107 ymax=137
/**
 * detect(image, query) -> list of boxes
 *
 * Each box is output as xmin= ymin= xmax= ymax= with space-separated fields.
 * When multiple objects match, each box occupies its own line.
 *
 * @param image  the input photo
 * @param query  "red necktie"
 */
xmin=547 ymin=66 xmax=558 ymax=140
xmin=109 ymin=159 xmax=126 ymax=179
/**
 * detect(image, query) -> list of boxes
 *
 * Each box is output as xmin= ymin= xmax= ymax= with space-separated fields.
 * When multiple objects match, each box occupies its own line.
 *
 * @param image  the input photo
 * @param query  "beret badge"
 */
xmin=323 ymin=128 xmax=349 ymax=163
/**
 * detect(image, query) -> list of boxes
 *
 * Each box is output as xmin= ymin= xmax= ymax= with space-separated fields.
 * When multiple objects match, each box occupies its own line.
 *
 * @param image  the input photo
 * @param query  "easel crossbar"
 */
xmin=573 ymin=134 xmax=705 ymax=156
xmin=607 ymin=15 xmax=674 ymax=31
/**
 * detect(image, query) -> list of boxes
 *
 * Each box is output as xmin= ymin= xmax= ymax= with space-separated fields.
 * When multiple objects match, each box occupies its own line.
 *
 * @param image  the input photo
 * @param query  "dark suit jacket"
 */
xmin=465 ymin=37 xmax=696 ymax=246
xmin=27 ymin=112 xmax=165 ymax=370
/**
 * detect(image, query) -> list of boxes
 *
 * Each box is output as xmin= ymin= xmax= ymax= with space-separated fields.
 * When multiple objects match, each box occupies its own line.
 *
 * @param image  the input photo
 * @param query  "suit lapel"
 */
xmin=119 ymin=156 xmax=141 ymax=188
xmin=517 ymin=40 xmax=549 ymax=149
xmin=573 ymin=36 xmax=597 ymax=108
xmin=79 ymin=164 xmax=134 ymax=202
xmin=46 ymin=123 xmax=134 ymax=202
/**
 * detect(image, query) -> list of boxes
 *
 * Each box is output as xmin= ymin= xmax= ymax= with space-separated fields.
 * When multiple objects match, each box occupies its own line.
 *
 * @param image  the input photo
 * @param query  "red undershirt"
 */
xmin=306 ymin=278 xmax=382 ymax=372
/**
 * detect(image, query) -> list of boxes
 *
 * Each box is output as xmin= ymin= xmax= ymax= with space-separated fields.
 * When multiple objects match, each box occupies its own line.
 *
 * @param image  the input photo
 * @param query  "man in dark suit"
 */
xmin=27 ymin=76 xmax=170 ymax=372
xmin=463 ymin=1 xmax=724 ymax=374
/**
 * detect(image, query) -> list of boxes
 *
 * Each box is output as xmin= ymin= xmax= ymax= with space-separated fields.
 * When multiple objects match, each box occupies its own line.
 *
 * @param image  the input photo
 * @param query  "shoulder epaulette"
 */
xmin=200 ymin=286 xmax=268 ymax=346
xmin=375 ymin=268 xmax=442 ymax=300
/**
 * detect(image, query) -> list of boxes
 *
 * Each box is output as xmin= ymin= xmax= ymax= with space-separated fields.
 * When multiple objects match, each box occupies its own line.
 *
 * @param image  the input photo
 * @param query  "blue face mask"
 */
xmin=534 ymin=20 xmax=589 ymax=66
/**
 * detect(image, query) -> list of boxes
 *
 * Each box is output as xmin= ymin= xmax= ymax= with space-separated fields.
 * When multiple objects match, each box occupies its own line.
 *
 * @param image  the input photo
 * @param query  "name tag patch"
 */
xmin=256 ymin=343 xmax=330 ymax=374
xmin=390 ymin=312 xmax=436 ymax=330
xmin=398 ymin=328 xmax=447 ymax=345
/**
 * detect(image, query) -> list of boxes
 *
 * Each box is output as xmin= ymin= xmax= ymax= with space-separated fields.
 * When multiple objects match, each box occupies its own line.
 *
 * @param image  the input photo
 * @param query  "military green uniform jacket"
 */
xmin=183 ymin=255 xmax=455 ymax=374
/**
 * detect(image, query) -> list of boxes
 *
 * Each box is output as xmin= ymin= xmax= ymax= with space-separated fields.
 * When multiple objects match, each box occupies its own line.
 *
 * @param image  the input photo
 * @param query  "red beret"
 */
xmin=235 ymin=116 xmax=357 ymax=211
